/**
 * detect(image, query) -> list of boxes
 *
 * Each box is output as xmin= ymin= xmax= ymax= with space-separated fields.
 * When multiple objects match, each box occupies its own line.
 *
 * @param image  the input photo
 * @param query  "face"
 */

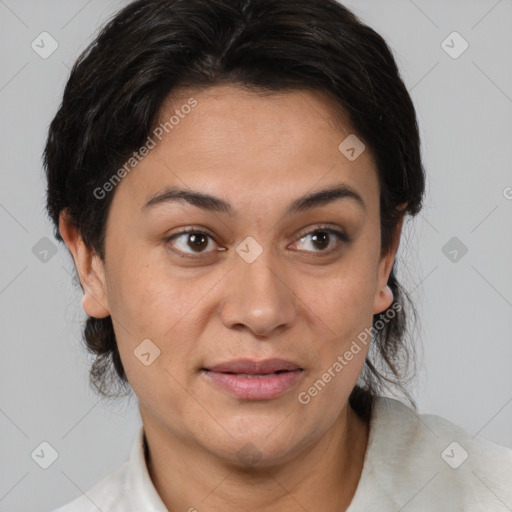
xmin=62 ymin=84 xmax=400 ymax=467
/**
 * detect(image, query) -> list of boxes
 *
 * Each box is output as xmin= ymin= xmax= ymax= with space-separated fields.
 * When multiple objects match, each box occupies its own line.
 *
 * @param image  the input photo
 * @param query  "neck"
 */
xmin=142 ymin=404 xmax=369 ymax=512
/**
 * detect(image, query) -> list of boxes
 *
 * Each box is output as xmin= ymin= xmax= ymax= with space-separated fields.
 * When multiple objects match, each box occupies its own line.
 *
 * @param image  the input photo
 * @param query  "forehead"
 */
xmin=154 ymin=84 xmax=356 ymax=152
xmin=111 ymin=84 xmax=378 ymax=213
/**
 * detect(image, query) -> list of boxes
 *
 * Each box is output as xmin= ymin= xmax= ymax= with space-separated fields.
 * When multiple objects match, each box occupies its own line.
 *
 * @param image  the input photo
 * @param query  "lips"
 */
xmin=201 ymin=359 xmax=304 ymax=400
xmin=204 ymin=358 xmax=302 ymax=375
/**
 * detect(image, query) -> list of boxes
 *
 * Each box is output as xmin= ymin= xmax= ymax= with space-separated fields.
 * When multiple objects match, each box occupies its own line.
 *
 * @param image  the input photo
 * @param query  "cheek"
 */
xmin=107 ymin=262 xmax=200 ymax=417
xmin=296 ymin=337 xmax=367 ymax=435
xmin=104 ymin=254 xmax=218 ymax=378
xmin=293 ymin=249 xmax=378 ymax=370
xmin=298 ymin=275 xmax=372 ymax=407
xmin=105 ymin=248 xmax=196 ymax=334
xmin=306 ymin=262 xmax=378 ymax=334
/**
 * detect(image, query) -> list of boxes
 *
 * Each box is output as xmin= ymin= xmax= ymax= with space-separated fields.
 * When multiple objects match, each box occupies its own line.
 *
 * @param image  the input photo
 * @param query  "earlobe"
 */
xmin=80 ymin=252 xmax=111 ymax=319
xmin=59 ymin=210 xmax=111 ymax=319
xmin=372 ymin=285 xmax=394 ymax=314
xmin=82 ymin=291 xmax=110 ymax=319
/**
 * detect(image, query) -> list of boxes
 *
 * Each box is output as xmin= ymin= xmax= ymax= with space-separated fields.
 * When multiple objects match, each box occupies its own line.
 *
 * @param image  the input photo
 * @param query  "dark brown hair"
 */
xmin=44 ymin=0 xmax=425 ymax=421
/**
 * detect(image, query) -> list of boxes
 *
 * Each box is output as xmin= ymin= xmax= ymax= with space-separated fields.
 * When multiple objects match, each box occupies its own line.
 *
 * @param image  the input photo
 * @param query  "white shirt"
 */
xmin=53 ymin=396 xmax=512 ymax=511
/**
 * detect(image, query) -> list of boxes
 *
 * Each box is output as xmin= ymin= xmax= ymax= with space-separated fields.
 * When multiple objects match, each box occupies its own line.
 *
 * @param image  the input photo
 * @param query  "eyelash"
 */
xmin=164 ymin=225 xmax=350 ymax=259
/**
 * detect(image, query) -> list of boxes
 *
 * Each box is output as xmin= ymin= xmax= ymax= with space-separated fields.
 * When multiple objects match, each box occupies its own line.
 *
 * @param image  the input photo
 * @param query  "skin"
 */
xmin=60 ymin=84 xmax=404 ymax=511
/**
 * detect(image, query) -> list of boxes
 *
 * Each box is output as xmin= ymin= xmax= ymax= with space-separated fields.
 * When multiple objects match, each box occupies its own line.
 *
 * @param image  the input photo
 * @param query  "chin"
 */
xmin=200 ymin=420 xmax=316 ymax=470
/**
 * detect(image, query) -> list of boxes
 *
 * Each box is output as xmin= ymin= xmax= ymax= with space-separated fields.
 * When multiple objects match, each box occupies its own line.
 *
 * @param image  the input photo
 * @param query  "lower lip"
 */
xmin=202 ymin=370 xmax=304 ymax=400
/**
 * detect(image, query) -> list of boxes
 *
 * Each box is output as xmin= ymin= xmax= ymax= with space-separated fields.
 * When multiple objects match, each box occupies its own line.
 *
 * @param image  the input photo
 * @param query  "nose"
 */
xmin=219 ymin=247 xmax=297 ymax=337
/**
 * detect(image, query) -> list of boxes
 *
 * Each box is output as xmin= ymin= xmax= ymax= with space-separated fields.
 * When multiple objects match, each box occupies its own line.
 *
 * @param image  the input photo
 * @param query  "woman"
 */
xmin=45 ymin=0 xmax=512 ymax=510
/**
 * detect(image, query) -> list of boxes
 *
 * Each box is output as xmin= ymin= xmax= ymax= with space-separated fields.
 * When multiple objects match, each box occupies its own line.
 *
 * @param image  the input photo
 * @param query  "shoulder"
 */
xmin=52 ymin=462 xmax=129 ymax=512
xmin=418 ymin=404 xmax=512 ymax=507
xmin=353 ymin=396 xmax=512 ymax=511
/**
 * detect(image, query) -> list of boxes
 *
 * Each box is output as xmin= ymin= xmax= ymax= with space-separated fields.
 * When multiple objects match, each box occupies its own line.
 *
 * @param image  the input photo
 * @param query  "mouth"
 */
xmin=208 ymin=370 xmax=295 ymax=378
xmin=204 ymin=358 xmax=303 ymax=374
xmin=201 ymin=359 xmax=304 ymax=400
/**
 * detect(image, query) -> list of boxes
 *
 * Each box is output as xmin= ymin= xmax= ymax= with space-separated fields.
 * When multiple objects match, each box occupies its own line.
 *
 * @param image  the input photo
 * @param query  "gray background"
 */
xmin=0 ymin=1 xmax=511 ymax=511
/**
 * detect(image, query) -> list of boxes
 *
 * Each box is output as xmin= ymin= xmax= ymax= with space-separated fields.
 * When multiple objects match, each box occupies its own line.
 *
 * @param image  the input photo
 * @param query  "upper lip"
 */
xmin=203 ymin=358 xmax=303 ymax=374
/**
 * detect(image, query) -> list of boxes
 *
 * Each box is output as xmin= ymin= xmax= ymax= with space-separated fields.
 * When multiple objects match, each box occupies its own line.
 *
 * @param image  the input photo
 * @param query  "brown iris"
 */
xmin=188 ymin=233 xmax=209 ymax=252
xmin=311 ymin=231 xmax=330 ymax=251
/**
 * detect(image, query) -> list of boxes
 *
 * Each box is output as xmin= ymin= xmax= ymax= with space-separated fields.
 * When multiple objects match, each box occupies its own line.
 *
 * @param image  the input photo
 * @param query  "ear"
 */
xmin=59 ymin=209 xmax=110 ymax=318
xmin=372 ymin=206 xmax=407 ymax=315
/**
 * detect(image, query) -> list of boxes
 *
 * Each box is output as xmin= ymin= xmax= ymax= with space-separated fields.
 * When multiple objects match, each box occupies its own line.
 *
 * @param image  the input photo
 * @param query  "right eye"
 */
xmin=165 ymin=229 xmax=223 ymax=258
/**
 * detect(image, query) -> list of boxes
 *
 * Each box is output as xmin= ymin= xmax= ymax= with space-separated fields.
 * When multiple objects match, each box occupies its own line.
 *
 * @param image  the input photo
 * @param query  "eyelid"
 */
xmin=294 ymin=224 xmax=349 ymax=242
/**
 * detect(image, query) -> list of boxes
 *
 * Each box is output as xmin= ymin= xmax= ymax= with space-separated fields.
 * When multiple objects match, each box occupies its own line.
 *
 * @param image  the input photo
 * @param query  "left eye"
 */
xmin=292 ymin=229 xmax=346 ymax=253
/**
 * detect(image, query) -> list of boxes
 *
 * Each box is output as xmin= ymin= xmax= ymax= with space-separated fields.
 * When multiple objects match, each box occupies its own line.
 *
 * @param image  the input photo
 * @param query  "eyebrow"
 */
xmin=141 ymin=184 xmax=366 ymax=216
